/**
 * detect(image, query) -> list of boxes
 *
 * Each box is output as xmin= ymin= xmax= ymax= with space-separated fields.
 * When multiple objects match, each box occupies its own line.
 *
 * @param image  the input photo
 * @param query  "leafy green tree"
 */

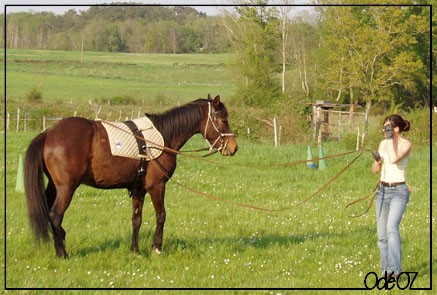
xmin=223 ymin=1 xmax=281 ymax=106
xmin=179 ymin=26 xmax=202 ymax=53
xmin=107 ymin=23 xmax=126 ymax=52
xmin=286 ymin=19 xmax=318 ymax=100
xmin=144 ymin=20 xmax=179 ymax=53
xmin=317 ymin=5 xmax=429 ymax=111
xmin=119 ymin=20 xmax=147 ymax=53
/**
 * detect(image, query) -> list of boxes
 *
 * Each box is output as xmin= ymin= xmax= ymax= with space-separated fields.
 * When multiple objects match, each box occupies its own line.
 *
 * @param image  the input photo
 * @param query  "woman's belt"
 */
xmin=380 ymin=181 xmax=406 ymax=187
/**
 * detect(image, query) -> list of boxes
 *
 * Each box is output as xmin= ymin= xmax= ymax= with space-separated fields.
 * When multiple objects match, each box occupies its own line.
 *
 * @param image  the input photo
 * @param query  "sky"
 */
xmin=4 ymin=0 xmax=313 ymax=16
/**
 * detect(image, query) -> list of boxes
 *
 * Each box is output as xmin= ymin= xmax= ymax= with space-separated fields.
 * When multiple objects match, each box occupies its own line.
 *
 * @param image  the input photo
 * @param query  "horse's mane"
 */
xmin=146 ymin=99 xmax=208 ymax=142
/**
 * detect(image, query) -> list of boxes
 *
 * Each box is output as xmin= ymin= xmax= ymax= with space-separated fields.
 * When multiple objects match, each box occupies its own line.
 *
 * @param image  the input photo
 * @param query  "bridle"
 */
xmin=203 ymin=102 xmax=235 ymax=154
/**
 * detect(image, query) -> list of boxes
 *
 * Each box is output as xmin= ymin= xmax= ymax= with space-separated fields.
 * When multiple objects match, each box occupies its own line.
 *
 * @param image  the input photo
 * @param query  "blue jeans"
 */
xmin=375 ymin=184 xmax=410 ymax=275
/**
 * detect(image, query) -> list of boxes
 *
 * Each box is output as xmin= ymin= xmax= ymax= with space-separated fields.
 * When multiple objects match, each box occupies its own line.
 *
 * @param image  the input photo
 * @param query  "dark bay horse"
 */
xmin=24 ymin=95 xmax=238 ymax=258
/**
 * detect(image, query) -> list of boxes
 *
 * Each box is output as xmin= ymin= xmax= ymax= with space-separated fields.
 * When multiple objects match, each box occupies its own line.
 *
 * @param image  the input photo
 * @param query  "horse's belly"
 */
xmin=84 ymin=154 xmax=139 ymax=189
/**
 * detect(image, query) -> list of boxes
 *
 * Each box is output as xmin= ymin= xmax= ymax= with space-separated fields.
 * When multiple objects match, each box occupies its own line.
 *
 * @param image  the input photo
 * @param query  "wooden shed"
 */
xmin=312 ymin=100 xmax=368 ymax=145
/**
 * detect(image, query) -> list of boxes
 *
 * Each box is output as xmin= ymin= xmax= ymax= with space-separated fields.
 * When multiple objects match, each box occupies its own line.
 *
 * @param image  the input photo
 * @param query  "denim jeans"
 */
xmin=375 ymin=184 xmax=410 ymax=275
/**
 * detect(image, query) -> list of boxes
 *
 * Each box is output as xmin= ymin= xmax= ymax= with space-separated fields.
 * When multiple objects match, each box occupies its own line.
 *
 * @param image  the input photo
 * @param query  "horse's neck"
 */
xmin=150 ymin=115 xmax=202 ymax=151
xmin=170 ymin=129 xmax=199 ymax=151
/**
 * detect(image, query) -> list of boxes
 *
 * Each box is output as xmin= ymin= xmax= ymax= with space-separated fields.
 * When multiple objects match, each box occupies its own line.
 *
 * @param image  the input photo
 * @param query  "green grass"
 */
xmin=3 ymin=48 xmax=433 ymax=293
xmin=5 ymin=49 xmax=235 ymax=105
xmin=4 ymin=131 xmax=432 ymax=291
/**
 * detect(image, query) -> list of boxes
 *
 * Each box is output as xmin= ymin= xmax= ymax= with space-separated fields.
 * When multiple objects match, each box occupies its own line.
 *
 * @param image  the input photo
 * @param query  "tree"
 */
xmin=144 ymin=20 xmax=179 ymax=53
xmin=287 ymin=19 xmax=318 ymax=99
xmin=3 ymin=5 xmax=231 ymax=54
xmin=184 ymin=16 xmax=230 ymax=53
xmin=318 ymin=5 xmax=429 ymax=110
xmin=278 ymin=1 xmax=294 ymax=93
xmin=119 ymin=20 xmax=147 ymax=53
xmin=179 ymin=26 xmax=202 ymax=53
xmin=222 ymin=1 xmax=280 ymax=106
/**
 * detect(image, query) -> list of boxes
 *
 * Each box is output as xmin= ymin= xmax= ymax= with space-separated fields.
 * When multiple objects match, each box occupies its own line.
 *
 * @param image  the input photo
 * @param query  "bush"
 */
xmin=406 ymin=107 xmax=431 ymax=145
xmin=27 ymin=87 xmax=43 ymax=103
xmin=99 ymin=95 xmax=137 ymax=105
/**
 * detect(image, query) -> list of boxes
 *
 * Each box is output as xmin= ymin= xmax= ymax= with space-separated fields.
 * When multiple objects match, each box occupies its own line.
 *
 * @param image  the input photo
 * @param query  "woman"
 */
xmin=372 ymin=114 xmax=412 ymax=278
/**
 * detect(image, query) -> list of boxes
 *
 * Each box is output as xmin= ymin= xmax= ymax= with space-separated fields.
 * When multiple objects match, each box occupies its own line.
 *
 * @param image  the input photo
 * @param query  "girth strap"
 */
xmin=124 ymin=120 xmax=147 ymax=156
xmin=124 ymin=120 xmax=147 ymax=197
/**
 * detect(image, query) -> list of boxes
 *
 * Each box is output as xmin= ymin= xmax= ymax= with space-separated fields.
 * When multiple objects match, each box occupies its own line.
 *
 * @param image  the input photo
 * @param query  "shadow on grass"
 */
xmin=163 ymin=226 xmax=376 ymax=256
xmin=74 ymin=238 xmax=124 ymax=257
xmin=70 ymin=226 xmax=375 ymax=258
xmin=16 ymin=223 xmax=328 ymax=259
xmin=73 ymin=229 xmax=155 ymax=258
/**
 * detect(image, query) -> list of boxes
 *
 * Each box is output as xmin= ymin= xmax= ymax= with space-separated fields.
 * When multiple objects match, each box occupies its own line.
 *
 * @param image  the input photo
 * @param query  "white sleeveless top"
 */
xmin=379 ymin=139 xmax=409 ymax=183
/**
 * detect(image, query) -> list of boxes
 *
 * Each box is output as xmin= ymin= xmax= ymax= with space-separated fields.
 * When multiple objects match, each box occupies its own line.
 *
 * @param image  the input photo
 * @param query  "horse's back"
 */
xmin=43 ymin=117 xmax=96 ymax=185
xmin=44 ymin=117 xmax=139 ymax=188
xmin=44 ymin=117 xmax=95 ymax=151
xmin=46 ymin=116 xmax=94 ymax=135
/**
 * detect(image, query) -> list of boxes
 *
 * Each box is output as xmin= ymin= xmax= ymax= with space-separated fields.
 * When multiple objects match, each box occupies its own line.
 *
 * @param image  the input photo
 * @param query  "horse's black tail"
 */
xmin=24 ymin=132 xmax=51 ymax=243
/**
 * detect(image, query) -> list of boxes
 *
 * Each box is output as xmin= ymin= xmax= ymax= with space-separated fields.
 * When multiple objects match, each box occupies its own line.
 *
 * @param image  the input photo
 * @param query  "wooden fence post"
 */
xmin=95 ymin=106 xmax=102 ymax=120
xmin=273 ymin=117 xmax=278 ymax=147
xmin=16 ymin=108 xmax=20 ymax=132
xmin=356 ymin=126 xmax=360 ymax=151
xmin=24 ymin=113 xmax=27 ymax=132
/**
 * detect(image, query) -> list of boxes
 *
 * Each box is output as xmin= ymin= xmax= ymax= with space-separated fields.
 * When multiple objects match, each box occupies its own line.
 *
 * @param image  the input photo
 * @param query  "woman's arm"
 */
xmin=372 ymin=159 xmax=382 ymax=174
xmin=385 ymin=139 xmax=412 ymax=164
xmin=371 ymin=141 xmax=384 ymax=174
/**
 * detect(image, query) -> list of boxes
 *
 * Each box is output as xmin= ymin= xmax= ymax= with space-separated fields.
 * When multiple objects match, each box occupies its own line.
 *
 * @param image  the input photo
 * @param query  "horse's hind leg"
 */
xmin=148 ymin=183 xmax=166 ymax=255
xmin=130 ymin=194 xmax=145 ymax=253
xmin=49 ymin=185 xmax=75 ymax=258
xmin=45 ymin=179 xmax=56 ymax=210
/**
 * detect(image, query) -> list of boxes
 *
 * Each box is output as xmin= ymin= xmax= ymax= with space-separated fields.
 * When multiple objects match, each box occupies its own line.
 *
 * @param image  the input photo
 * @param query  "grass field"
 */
xmin=4 ymin=131 xmax=432 ymax=291
xmin=3 ymin=49 xmax=434 ymax=293
xmin=5 ymin=49 xmax=235 ymax=106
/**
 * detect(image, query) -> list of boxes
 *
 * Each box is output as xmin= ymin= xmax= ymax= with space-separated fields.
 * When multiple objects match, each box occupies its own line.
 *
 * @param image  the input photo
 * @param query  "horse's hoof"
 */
xmin=153 ymin=248 xmax=162 ymax=256
xmin=56 ymin=250 xmax=68 ymax=258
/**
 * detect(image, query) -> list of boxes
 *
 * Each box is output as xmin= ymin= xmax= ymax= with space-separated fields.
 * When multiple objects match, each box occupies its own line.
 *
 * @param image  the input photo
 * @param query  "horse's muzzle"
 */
xmin=220 ymin=138 xmax=238 ymax=156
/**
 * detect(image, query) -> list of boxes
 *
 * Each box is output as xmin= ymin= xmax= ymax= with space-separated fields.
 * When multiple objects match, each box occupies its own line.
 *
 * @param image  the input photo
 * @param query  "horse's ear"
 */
xmin=207 ymin=93 xmax=212 ymax=100
xmin=213 ymin=95 xmax=221 ymax=109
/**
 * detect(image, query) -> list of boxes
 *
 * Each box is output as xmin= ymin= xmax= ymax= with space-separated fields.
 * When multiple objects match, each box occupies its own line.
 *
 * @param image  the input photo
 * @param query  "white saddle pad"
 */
xmin=100 ymin=117 xmax=164 ymax=161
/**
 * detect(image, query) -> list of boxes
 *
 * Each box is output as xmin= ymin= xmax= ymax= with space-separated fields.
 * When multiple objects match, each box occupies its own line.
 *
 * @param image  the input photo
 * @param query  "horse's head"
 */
xmin=202 ymin=94 xmax=238 ymax=156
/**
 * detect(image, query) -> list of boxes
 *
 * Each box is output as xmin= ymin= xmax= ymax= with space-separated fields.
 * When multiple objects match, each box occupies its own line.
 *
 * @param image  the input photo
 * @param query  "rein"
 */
xmin=101 ymin=119 xmax=358 ymax=165
xmin=344 ymin=182 xmax=380 ymax=218
xmin=100 ymin=119 xmax=372 ymax=213
xmin=150 ymin=148 xmax=367 ymax=212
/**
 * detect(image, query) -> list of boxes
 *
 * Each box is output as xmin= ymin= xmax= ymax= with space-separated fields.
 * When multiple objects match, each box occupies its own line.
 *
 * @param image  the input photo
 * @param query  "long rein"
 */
xmin=101 ymin=120 xmax=374 ymax=213
xmin=155 ymin=149 xmax=368 ymax=212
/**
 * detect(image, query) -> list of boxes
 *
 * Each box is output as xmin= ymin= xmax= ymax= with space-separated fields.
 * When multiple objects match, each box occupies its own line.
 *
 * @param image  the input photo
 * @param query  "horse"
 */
xmin=24 ymin=94 xmax=238 ymax=258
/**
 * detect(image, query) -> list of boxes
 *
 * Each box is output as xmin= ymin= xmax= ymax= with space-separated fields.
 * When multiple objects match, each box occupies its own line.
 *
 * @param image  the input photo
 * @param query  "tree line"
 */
xmin=3 ymin=2 xmax=432 ymax=111
xmin=3 ymin=5 xmax=231 ymax=53
xmin=223 ymin=1 xmax=431 ymax=111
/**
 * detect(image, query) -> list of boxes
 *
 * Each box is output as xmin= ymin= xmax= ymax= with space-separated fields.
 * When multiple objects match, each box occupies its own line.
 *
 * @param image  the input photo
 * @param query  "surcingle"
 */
xmin=100 ymin=117 xmax=164 ymax=161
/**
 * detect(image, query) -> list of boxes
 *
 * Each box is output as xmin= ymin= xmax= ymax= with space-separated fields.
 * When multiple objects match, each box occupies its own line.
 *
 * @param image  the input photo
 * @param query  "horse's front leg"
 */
xmin=148 ymin=183 xmax=166 ymax=255
xmin=130 ymin=194 xmax=145 ymax=253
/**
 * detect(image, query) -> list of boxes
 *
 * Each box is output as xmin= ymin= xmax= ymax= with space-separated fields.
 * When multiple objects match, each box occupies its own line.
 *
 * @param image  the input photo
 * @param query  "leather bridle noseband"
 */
xmin=203 ymin=102 xmax=235 ymax=153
